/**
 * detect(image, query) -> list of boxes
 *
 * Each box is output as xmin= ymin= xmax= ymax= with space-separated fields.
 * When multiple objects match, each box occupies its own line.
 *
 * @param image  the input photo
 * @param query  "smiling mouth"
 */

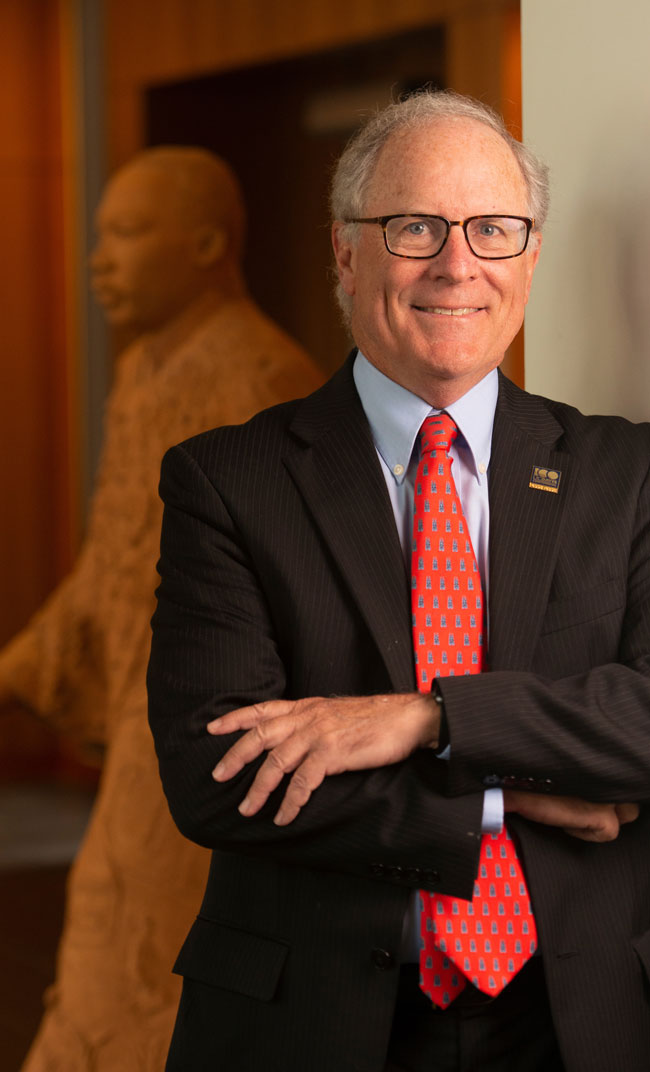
xmin=413 ymin=306 xmax=481 ymax=316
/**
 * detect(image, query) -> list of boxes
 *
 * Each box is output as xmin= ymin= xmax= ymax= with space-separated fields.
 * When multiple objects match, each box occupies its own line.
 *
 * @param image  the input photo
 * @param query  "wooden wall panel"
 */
xmin=0 ymin=0 xmax=520 ymax=778
xmin=103 ymin=0 xmax=522 ymax=381
xmin=105 ymin=0 xmax=520 ymax=166
xmin=0 ymin=2 xmax=74 ymax=639
xmin=0 ymin=0 xmax=79 ymax=775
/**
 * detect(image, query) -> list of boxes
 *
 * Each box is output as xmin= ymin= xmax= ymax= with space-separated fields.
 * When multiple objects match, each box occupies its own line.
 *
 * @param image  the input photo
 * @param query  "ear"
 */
xmin=332 ymin=221 xmax=357 ymax=296
xmin=523 ymin=232 xmax=542 ymax=305
xmin=193 ymin=225 xmax=227 ymax=268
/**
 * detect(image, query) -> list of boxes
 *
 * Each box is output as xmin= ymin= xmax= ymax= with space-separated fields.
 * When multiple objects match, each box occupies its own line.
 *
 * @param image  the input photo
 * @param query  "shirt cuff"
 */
xmin=481 ymin=788 xmax=504 ymax=833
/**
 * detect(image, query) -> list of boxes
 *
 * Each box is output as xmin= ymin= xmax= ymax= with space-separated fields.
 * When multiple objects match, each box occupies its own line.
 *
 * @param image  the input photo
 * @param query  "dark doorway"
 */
xmin=146 ymin=26 xmax=445 ymax=373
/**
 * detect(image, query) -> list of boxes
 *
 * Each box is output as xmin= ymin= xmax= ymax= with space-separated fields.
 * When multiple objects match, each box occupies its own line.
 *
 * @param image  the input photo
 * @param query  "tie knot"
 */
xmin=420 ymin=413 xmax=457 ymax=456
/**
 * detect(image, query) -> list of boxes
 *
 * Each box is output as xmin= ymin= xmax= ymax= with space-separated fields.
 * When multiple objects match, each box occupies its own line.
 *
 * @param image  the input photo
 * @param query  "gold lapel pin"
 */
xmin=529 ymin=466 xmax=562 ymax=493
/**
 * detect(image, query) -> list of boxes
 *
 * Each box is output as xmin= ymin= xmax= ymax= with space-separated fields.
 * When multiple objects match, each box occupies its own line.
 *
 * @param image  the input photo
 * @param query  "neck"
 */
xmin=139 ymin=286 xmax=244 ymax=365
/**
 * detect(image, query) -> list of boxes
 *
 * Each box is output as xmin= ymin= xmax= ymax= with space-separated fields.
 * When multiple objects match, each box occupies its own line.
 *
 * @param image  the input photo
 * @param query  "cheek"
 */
xmin=355 ymin=244 xmax=402 ymax=297
xmin=125 ymin=258 xmax=179 ymax=310
xmin=364 ymin=269 xmax=412 ymax=321
xmin=123 ymin=237 xmax=181 ymax=278
xmin=110 ymin=247 xmax=155 ymax=287
xmin=491 ymin=265 xmax=530 ymax=314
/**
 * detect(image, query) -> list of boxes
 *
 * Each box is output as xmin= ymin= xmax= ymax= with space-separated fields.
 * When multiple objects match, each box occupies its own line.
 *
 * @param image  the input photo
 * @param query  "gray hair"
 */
xmin=330 ymin=89 xmax=550 ymax=323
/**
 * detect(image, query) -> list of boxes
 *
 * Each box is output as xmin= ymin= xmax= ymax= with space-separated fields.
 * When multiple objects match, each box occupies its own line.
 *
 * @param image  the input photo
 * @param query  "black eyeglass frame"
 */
xmin=343 ymin=213 xmax=535 ymax=261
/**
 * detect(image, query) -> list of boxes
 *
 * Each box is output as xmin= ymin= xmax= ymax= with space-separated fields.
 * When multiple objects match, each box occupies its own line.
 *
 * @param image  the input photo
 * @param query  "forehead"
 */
xmin=364 ymin=116 xmax=529 ymax=216
xmin=97 ymin=163 xmax=184 ymax=223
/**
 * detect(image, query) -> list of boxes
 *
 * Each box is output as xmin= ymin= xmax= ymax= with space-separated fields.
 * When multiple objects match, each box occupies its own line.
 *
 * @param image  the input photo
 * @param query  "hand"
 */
xmin=504 ymin=789 xmax=640 ymax=842
xmin=208 ymin=692 xmax=441 ymax=826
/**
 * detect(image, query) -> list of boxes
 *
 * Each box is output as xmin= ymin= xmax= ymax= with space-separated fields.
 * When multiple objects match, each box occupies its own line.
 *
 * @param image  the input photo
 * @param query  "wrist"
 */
xmin=431 ymin=681 xmax=449 ymax=754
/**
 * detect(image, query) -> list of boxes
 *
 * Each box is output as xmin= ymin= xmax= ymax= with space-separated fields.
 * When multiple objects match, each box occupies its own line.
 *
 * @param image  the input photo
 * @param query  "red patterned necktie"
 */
xmin=411 ymin=413 xmax=537 ymax=1008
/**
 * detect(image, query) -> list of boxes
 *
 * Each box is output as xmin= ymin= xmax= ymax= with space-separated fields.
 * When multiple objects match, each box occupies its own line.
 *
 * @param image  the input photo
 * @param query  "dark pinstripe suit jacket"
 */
xmin=148 ymin=356 xmax=650 ymax=1072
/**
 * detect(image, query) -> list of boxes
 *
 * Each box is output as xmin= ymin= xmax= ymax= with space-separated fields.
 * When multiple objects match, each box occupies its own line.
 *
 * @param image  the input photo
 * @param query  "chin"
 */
xmin=106 ymin=306 xmax=140 ymax=330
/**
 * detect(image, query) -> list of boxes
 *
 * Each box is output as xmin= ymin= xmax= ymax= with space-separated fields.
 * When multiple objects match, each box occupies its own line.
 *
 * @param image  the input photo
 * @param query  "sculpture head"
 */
xmin=90 ymin=147 xmax=246 ymax=333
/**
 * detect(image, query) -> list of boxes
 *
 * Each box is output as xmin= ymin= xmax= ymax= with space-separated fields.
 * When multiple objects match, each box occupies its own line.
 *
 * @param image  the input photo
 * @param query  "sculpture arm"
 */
xmin=0 ymin=551 xmax=108 ymax=748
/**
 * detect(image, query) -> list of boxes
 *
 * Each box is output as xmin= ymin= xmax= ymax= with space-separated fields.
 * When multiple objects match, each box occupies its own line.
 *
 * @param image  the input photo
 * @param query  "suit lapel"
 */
xmin=282 ymin=363 xmax=575 ymax=683
xmin=487 ymin=374 xmax=578 ymax=670
xmin=284 ymin=359 xmax=415 ymax=693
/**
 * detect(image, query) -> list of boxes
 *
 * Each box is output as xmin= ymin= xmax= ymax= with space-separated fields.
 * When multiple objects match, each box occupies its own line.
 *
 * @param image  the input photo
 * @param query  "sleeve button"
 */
xmin=371 ymin=948 xmax=394 ymax=971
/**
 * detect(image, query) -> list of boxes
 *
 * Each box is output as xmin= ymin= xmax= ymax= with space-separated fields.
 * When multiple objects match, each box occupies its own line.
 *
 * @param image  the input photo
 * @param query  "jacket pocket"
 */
xmin=173 ymin=914 xmax=289 ymax=1002
xmin=540 ymin=577 xmax=624 ymax=636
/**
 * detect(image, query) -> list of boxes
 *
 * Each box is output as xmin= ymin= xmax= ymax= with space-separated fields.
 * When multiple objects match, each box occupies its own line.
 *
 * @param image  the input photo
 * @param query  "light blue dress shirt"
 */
xmin=353 ymin=351 xmax=503 ymax=959
xmin=353 ymin=350 xmax=503 ymax=831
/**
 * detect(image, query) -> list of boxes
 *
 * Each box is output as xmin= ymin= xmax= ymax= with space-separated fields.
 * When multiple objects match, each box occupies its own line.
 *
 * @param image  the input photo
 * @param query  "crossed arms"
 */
xmin=147 ymin=427 xmax=650 ymax=895
xmin=208 ymin=692 xmax=639 ymax=840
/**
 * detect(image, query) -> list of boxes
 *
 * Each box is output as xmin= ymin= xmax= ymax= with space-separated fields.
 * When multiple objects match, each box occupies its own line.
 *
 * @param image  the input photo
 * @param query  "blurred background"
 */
xmin=0 ymin=0 xmax=523 ymax=780
xmin=2 ymin=0 xmax=650 ymax=1067
xmin=0 ymin=4 xmax=521 ymax=1063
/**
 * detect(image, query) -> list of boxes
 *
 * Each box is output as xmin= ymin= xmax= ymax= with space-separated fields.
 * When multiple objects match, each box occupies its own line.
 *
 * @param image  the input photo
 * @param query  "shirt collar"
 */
xmin=353 ymin=350 xmax=499 ymax=486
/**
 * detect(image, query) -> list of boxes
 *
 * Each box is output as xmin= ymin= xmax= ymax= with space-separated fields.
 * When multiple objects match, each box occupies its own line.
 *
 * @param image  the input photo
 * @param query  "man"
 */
xmin=0 ymin=146 xmax=321 ymax=1071
xmin=147 ymin=93 xmax=650 ymax=1072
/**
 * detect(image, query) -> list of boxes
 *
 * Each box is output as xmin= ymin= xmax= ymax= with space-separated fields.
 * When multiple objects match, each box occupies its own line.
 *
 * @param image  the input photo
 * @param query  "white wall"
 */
xmin=521 ymin=0 xmax=650 ymax=420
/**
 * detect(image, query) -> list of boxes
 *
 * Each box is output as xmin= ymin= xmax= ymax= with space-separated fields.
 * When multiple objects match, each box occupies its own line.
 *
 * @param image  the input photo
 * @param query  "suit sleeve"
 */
xmin=441 ymin=432 xmax=650 ymax=804
xmin=147 ymin=441 xmax=485 ymax=900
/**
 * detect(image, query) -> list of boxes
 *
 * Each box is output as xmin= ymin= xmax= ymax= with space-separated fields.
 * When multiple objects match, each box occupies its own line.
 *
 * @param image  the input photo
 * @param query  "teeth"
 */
xmin=430 ymin=307 xmax=478 ymax=316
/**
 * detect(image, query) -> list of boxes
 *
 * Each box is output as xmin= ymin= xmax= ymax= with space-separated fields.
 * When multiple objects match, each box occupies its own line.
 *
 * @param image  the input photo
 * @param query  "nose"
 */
xmin=89 ymin=234 xmax=112 ymax=273
xmin=428 ymin=223 xmax=477 ymax=282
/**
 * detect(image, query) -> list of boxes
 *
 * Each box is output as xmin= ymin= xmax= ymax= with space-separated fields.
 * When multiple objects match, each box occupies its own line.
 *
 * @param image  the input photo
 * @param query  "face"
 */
xmin=332 ymin=117 xmax=541 ymax=406
xmin=90 ymin=162 xmax=205 ymax=333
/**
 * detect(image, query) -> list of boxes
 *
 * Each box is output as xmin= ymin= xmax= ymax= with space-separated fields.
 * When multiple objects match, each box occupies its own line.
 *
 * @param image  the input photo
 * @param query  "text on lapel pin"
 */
xmin=529 ymin=466 xmax=562 ymax=493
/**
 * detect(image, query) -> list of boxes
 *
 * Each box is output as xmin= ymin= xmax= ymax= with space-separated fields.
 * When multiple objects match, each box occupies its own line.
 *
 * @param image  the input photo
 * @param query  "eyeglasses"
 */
xmin=344 ymin=214 xmax=535 ymax=260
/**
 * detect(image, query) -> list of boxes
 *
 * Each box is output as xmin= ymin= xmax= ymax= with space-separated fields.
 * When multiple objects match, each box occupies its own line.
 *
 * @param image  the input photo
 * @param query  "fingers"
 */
xmin=504 ymin=789 xmax=641 ymax=843
xmin=216 ymin=733 xmax=328 ymax=826
xmin=562 ymin=809 xmax=621 ymax=842
xmin=237 ymin=753 xmax=329 ymax=827
xmin=236 ymin=742 xmax=312 ymax=819
xmin=616 ymin=802 xmax=640 ymax=825
xmin=212 ymin=705 xmax=329 ymax=821
xmin=273 ymin=757 xmax=328 ymax=826
xmin=207 ymin=699 xmax=293 ymax=735
xmin=212 ymin=711 xmax=301 ymax=783
xmin=210 ymin=694 xmax=365 ymax=825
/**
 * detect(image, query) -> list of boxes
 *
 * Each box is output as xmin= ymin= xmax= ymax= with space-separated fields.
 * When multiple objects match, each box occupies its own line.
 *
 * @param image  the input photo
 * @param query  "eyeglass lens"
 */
xmin=384 ymin=216 xmax=528 ymax=258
